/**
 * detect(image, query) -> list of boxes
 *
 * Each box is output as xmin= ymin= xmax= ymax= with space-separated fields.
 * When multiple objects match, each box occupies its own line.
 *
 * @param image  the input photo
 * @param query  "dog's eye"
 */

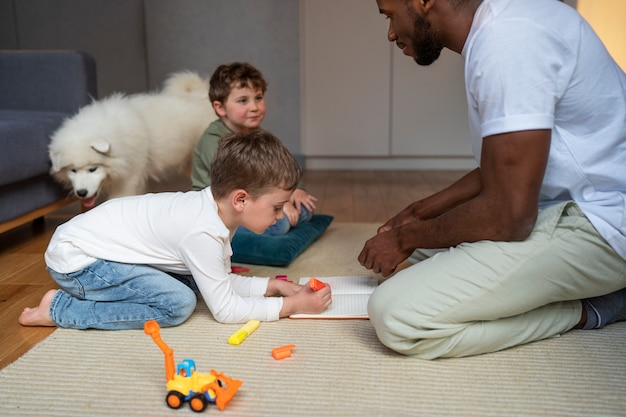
xmin=89 ymin=167 xmax=98 ymax=173
xmin=70 ymin=168 xmax=77 ymax=173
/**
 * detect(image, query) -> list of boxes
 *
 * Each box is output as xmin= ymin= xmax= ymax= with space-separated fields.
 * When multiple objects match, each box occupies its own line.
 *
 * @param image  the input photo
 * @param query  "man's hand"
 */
xmin=378 ymin=202 xmax=421 ymax=233
xmin=358 ymin=226 xmax=415 ymax=276
xmin=357 ymin=129 xmax=551 ymax=277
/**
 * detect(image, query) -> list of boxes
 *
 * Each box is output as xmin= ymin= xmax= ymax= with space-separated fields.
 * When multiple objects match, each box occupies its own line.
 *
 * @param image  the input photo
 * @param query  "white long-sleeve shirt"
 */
xmin=45 ymin=188 xmax=282 ymax=323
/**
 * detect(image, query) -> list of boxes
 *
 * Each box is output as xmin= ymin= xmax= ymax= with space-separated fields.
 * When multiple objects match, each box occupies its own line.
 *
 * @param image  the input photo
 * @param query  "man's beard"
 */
xmin=411 ymin=15 xmax=443 ymax=66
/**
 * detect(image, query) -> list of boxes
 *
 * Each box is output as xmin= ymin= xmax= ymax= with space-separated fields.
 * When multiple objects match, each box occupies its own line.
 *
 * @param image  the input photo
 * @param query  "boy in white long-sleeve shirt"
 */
xmin=19 ymin=130 xmax=331 ymax=329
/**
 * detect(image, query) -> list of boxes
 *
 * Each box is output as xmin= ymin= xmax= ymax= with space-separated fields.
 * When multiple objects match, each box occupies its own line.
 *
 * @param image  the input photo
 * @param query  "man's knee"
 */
xmin=368 ymin=282 xmax=447 ymax=359
xmin=368 ymin=285 xmax=417 ymax=354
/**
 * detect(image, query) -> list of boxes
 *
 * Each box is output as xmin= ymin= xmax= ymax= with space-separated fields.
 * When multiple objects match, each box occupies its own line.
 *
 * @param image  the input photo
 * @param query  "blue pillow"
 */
xmin=230 ymin=214 xmax=334 ymax=266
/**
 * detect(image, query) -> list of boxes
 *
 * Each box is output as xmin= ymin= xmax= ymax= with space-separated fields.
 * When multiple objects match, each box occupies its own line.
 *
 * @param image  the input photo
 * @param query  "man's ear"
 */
xmin=232 ymin=189 xmax=249 ymax=213
xmin=213 ymin=101 xmax=227 ymax=118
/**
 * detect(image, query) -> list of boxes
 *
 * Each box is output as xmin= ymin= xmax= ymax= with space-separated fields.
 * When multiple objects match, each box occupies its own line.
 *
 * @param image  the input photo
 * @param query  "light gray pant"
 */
xmin=368 ymin=202 xmax=626 ymax=359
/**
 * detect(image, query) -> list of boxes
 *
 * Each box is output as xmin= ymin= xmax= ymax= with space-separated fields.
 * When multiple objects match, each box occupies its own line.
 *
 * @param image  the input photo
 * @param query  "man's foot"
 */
xmin=582 ymin=286 xmax=626 ymax=330
xmin=18 ymin=289 xmax=57 ymax=327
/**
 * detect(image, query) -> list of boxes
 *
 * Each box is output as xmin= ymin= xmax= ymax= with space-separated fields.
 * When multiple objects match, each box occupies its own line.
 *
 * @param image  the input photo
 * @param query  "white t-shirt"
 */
xmin=463 ymin=0 xmax=626 ymax=259
xmin=45 ymin=188 xmax=282 ymax=323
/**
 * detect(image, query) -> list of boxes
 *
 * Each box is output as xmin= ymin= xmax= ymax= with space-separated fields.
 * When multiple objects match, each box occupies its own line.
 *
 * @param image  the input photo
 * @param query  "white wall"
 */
xmin=300 ymin=0 xmax=390 ymax=157
xmin=301 ymin=0 xmax=475 ymax=170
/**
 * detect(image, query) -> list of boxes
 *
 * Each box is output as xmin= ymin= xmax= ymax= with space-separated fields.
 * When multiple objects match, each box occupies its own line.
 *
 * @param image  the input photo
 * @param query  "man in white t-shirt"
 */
xmin=360 ymin=0 xmax=626 ymax=359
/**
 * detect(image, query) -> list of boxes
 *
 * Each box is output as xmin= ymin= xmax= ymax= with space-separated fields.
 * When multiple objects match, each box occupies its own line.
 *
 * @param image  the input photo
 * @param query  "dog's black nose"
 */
xmin=76 ymin=189 xmax=88 ymax=197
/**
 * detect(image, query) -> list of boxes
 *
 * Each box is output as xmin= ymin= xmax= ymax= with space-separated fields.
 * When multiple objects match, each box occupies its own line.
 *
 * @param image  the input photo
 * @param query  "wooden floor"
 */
xmin=0 ymin=169 xmax=464 ymax=370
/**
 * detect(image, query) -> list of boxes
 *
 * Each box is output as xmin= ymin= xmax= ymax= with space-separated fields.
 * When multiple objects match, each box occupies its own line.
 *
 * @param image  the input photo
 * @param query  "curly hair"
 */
xmin=208 ymin=62 xmax=268 ymax=104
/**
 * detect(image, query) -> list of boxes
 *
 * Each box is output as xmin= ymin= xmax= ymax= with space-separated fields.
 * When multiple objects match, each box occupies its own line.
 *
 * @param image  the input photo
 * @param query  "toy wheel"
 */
xmin=166 ymin=391 xmax=185 ymax=409
xmin=189 ymin=393 xmax=208 ymax=412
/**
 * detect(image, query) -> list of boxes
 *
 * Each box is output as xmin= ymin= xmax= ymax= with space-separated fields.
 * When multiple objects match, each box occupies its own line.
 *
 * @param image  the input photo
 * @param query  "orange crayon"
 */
xmin=309 ymin=278 xmax=326 ymax=291
xmin=272 ymin=344 xmax=296 ymax=360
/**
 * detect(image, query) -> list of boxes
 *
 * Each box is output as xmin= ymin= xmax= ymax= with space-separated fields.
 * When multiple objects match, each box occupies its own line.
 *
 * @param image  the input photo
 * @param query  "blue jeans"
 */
xmin=47 ymin=259 xmax=197 ymax=330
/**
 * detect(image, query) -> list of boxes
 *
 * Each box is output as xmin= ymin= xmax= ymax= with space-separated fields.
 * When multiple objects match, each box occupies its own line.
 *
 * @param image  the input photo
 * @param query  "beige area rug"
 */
xmin=1 ymin=223 xmax=626 ymax=417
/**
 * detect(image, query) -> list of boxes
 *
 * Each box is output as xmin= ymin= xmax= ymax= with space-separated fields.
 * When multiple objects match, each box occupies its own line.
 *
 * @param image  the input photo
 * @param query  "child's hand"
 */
xmin=282 ymin=202 xmax=299 ymax=227
xmin=279 ymin=284 xmax=332 ymax=318
xmin=290 ymin=189 xmax=318 ymax=213
xmin=265 ymin=278 xmax=301 ymax=297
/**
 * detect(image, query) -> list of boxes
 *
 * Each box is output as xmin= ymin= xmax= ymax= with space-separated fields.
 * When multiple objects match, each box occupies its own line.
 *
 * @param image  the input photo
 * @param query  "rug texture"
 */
xmin=1 ymin=222 xmax=625 ymax=417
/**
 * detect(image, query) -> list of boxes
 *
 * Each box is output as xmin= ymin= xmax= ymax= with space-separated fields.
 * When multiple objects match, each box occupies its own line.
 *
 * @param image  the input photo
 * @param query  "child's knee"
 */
xmin=161 ymin=288 xmax=197 ymax=326
xmin=264 ymin=217 xmax=291 ymax=236
xmin=298 ymin=206 xmax=313 ymax=223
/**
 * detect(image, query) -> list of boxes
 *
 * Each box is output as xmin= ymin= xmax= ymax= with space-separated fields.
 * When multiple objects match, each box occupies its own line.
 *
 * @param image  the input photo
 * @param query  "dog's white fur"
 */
xmin=49 ymin=71 xmax=217 ymax=208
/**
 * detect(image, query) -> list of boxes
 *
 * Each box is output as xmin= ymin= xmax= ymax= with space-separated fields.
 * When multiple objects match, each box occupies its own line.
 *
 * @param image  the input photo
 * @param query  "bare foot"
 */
xmin=18 ymin=289 xmax=57 ymax=327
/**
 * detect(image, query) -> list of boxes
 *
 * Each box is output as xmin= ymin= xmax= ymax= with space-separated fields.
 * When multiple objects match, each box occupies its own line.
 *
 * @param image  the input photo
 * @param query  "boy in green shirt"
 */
xmin=192 ymin=62 xmax=317 ymax=235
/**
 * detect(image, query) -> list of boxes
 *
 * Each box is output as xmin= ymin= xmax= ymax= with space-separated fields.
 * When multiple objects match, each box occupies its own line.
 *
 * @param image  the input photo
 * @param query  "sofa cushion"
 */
xmin=0 ymin=176 xmax=69 ymax=224
xmin=0 ymin=110 xmax=69 ymax=187
xmin=0 ymin=51 xmax=97 ymax=113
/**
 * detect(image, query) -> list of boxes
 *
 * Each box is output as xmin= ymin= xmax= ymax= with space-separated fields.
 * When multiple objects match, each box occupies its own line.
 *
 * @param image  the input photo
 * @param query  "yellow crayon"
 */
xmin=228 ymin=320 xmax=260 ymax=345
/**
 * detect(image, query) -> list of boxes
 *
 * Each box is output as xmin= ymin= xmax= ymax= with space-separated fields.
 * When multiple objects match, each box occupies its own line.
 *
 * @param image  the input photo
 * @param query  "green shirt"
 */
xmin=191 ymin=119 xmax=304 ymax=191
xmin=191 ymin=119 xmax=233 ymax=191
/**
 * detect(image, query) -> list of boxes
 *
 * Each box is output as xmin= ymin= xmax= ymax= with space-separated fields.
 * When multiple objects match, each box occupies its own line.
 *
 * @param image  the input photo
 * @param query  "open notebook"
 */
xmin=289 ymin=276 xmax=378 ymax=319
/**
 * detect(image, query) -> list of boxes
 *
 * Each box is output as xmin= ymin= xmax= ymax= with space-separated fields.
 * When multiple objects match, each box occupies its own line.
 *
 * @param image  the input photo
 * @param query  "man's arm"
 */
xmin=359 ymin=129 xmax=551 ymax=276
xmin=378 ymin=168 xmax=482 ymax=233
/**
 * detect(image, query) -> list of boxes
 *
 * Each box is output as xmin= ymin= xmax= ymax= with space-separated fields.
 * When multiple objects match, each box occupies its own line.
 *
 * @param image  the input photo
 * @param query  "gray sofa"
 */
xmin=0 ymin=50 xmax=97 ymax=233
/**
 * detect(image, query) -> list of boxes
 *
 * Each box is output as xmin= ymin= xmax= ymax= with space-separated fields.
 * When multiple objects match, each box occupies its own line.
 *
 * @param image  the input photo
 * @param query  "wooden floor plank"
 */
xmin=302 ymin=170 xmax=329 ymax=216
xmin=319 ymin=170 xmax=355 ymax=222
xmin=353 ymin=170 xmax=388 ymax=223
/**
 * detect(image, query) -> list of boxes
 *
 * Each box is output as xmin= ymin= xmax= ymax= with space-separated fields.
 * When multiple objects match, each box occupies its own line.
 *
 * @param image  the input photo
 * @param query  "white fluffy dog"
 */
xmin=49 ymin=71 xmax=217 ymax=208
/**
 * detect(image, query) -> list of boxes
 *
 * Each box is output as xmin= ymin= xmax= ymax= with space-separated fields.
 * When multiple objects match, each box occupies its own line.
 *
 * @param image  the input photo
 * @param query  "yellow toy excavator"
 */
xmin=144 ymin=320 xmax=242 ymax=413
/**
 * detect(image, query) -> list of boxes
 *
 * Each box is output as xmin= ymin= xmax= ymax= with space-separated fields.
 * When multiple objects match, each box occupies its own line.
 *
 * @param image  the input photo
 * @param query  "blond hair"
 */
xmin=210 ymin=130 xmax=302 ymax=200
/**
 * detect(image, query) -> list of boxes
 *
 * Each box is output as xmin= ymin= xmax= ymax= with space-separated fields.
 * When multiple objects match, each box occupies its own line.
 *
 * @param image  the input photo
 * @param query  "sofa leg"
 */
xmin=31 ymin=216 xmax=45 ymax=230
xmin=0 ymin=197 xmax=78 ymax=235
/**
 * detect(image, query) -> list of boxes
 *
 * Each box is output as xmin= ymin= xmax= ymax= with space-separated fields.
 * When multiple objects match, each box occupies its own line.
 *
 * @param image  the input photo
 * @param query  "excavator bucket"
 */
xmin=209 ymin=370 xmax=243 ymax=411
